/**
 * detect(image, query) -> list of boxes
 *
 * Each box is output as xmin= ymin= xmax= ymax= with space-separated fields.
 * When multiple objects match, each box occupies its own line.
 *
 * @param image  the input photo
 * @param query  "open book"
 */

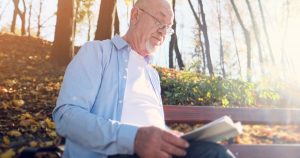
xmin=181 ymin=115 xmax=243 ymax=142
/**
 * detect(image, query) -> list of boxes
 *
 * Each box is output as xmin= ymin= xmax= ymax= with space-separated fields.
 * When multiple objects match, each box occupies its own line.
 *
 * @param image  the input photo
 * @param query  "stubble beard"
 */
xmin=146 ymin=40 xmax=159 ymax=55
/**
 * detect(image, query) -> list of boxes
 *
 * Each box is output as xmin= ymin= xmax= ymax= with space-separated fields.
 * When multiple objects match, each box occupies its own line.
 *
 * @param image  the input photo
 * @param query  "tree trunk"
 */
xmin=52 ymin=0 xmax=74 ymax=66
xmin=27 ymin=1 xmax=32 ymax=37
xmin=114 ymin=8 xmax=120 ymax=35
xmin=200 ymin=36 xmax=206 ymax=73
xmin=169 ymin=0 xmax=176 ymax=69
xmin=188 ymin=0 xmax=201 ymax=29
xmin=73 ymin=0 xmax=80 ymax=41
xmin=258 ymin=0 xmax=274 ymax=64
xmin=86 ymin=0 xmax=93 ymax=41
xmin=198 ymin=0 xmax=213 ymax=76
xmin=20 ymin=0 xmax=26 ymax=35
xmin=217 ymin=0 xmax=225 ymax=78
xmin=37 ymin=0 xmax=43 ymax=37
xmin=229 ymin=10 xmax=242 ymax=78
xmin=245 ymin=0 xmax=264 ymax=75
xmin=87 ymin=11 xmax=92 ymax=41
xmin=174 ymin=34 xmax=185 ymax=70
xmin=11 ymin=0 xmax=19 ymax=33
xmin=169 ymin=0 xmax=184 ymax=70
xmin=169 ymin=34 xmax=175 ymax=68
xmin=11 ymin=0 xmax=26 ymax=35
xmin=230 ymin=0 xmax=252 ymax=81
xmin=187 ymin=0 xmax=206 ymax=73
xmin=95 ymin=0 xmax=117 ymax=40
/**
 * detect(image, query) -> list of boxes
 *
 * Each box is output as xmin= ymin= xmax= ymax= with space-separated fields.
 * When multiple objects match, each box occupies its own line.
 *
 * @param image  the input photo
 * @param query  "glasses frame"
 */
xmin=138 ymin=8 xmax=174 ymax=35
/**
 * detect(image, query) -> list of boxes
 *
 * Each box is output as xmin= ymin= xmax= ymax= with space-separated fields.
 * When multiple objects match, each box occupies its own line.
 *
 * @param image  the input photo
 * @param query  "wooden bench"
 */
xmin=163 ymin=105 xmax=300 ymax=158
xmin=20 ymin=105 xmax=300 ymax=158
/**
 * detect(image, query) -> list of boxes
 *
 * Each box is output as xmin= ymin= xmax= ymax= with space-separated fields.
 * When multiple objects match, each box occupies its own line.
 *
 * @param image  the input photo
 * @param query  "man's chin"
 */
xmin=146 ymin=42 xmax=160 ymax=55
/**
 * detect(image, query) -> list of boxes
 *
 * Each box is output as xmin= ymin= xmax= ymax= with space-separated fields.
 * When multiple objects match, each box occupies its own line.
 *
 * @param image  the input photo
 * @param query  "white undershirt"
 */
xmin=121 ymin=50 xmax=165 ymax=129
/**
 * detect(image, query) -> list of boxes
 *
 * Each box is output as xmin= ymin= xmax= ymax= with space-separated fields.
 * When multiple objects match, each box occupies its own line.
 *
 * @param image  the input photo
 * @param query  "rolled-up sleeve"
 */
xmin=52 ymin=41 xmax=138 ymax=155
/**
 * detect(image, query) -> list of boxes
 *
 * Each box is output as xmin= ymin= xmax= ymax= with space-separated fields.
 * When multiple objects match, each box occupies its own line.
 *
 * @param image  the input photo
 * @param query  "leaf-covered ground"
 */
xmin=0 ymin=33 xmax=300 ymax=157
xmin=0 ymin=33 xmax=64 ymax=158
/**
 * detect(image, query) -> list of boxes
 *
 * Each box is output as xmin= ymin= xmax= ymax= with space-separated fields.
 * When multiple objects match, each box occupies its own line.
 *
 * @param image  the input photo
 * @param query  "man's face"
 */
xmin=136 ymin=6 xmax=174 ymax=56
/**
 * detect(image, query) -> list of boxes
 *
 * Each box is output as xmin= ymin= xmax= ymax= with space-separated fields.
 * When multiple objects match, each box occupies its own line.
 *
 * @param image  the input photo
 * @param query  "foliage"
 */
xmin=74 ymin=0 xmax=94 ymax=23
xmin=155 ymin=67 xmax=280 ymax=107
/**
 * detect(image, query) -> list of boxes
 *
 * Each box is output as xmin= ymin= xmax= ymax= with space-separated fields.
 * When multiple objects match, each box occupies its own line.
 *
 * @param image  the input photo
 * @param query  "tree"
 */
xmin=27 ymin=0 xmax=32 ymax=36
xmin=95 ymin=0 xmax=118 ymax=40
xmin=36 ymin=0 xmax=44 ymax=37
xmin=228 ymin=8 xmax=242 ymax=78
xmin=169 ymin=0 xmax=185 ymax=70
xmin=11 ymin=0 xmax=19 ymax=33
xmin=245 ymin=0 xmax=264 ymax=75
xmin=72 ymin=0 xmax=95 ymax=41
xmin=11 ymin=0 xmax=26 ymax=35
xmin=187 ymin=0 xmax=206 ymax=73
xmin=86 ymin=0 xmax=93 ymax=41
xmin=198 ymin=0 xmax=214 ymax=76
xmin=258 ymin=0 xmax=275 ymax=64
xmin=230 ymin=0 xmax=252 ymax=81
xmin=114 ymin=9 xmax=120 ymax=35
xmin=217 ymin=0 xmax=225 ymax=77
xmin=52 ymin=0 xmax=74 ymax=66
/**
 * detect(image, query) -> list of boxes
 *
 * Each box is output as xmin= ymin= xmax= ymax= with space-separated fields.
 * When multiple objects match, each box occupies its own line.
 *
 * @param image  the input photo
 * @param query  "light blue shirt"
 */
xmin=52 ymin=35 xmax=163 ymax=158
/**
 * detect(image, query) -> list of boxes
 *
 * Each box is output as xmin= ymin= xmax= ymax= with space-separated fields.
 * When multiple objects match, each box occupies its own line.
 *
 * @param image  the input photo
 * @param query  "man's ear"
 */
xmin=130 ymin=7 xmax=140 ymax=25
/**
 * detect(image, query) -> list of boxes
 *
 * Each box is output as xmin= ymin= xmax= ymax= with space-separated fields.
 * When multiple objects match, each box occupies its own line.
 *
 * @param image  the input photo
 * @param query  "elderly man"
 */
xmin=53 ymin=0 xmax=235 ymax=157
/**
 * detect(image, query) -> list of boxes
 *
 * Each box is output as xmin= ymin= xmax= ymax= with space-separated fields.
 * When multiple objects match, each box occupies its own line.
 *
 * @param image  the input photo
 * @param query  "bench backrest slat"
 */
xmin=226 ymin=144 xmax=300 ymax=158
xmin=163 ymin=105 xmax=300 ymax=125
xmin=163 ymin=105 xmax=300 ymax=158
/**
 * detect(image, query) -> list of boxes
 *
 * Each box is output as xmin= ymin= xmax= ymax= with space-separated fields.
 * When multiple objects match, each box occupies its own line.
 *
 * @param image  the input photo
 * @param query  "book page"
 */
xmin=181 ymin=115 xmax=243 ymax=142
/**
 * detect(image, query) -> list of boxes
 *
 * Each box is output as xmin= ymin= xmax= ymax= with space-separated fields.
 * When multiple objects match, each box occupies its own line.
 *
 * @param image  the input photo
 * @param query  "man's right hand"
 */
xmin=134 ymin=126 xmax=189 ymax=158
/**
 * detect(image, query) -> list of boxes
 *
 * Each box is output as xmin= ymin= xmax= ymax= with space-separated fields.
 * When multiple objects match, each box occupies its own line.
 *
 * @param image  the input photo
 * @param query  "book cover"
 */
xmin=181 ymin=115 xmax=243 ymax=142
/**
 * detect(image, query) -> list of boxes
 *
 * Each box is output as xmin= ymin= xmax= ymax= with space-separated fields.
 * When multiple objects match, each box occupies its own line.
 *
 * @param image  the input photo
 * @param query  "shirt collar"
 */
xmin=144 ymin=55 xmax=154 ymax=64
xmin=112 ymin=35 xmax=128 ymax=50
xmin=112 ymin=35 xmax=154 ymax=64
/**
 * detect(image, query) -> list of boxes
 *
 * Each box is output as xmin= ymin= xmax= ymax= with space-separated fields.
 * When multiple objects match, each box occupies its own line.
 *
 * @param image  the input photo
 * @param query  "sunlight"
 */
xmin=285 ymin=20 xmax=300 ymax=82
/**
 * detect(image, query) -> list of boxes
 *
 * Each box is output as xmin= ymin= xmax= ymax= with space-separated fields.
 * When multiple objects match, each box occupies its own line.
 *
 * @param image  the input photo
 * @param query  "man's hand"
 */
xmin=134 ymin=126 xmax=189 ymax=158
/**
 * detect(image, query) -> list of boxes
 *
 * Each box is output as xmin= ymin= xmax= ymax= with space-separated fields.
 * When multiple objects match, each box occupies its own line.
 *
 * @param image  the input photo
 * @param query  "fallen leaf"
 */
xmin=8 ymin=130 xmax=22 ymax=137
xmin=0 ymin=149 xmax=16 ymax=158
xmin=0 ymin=86 xmax=8 ymax=93
xmin=12 ymin=99 xmax=25 ymax=107
xmin=20 ymin=119 xmax=35 ymax=127
xmin=44 ymin=118 xmax=55 ymax=129
xmin=29 ymin=141 xmax=38 ymax=147
xmin=3 ymin=136 xmax=10 ymax=145
xmin=0 ymin=102 xmax=10 ymax=110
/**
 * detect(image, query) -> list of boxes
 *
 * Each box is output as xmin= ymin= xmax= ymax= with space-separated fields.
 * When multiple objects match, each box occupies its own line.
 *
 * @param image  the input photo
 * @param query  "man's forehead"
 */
xmin=136 ymin=0 xmax=173 ymax=24
xmin=155 ymin=7 xmax=174 ymax=25
xmin=157 ymin=6 xmax=173 ymax=18
xmin=152 ymin=2 xmax=173 ymax=17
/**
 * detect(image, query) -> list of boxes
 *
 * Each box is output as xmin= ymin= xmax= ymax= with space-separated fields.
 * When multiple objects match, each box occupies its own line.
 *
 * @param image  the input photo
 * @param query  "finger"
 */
xmin=161 ymin=141 xmax=187 ymax=157
xmin=158 ymin=150 xmax=172 ymax=158
xmin=163 ymin=131 xmax=189 ymax=149
xmin=170 ymin=130 xmax=184 ymax=137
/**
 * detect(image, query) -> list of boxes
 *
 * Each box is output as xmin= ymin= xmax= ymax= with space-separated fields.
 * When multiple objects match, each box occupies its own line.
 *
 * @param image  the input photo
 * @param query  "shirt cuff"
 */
xmin=117 ymin=124 xmax=139 ymax=154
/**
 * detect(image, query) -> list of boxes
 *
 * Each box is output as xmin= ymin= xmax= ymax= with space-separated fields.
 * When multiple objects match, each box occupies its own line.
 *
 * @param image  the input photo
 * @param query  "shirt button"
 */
xmin=119 ymin=100 xmax=123 ymax=104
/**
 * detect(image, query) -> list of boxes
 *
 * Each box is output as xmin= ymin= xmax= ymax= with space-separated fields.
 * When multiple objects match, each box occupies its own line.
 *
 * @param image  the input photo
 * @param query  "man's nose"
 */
xmin=158 ymin=27 xmax=168 ymax=36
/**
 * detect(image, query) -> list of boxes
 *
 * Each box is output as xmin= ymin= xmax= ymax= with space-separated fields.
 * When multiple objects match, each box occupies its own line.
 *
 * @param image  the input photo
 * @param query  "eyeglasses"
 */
xmin=138 ymin=8 xmax=174 ymax=35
